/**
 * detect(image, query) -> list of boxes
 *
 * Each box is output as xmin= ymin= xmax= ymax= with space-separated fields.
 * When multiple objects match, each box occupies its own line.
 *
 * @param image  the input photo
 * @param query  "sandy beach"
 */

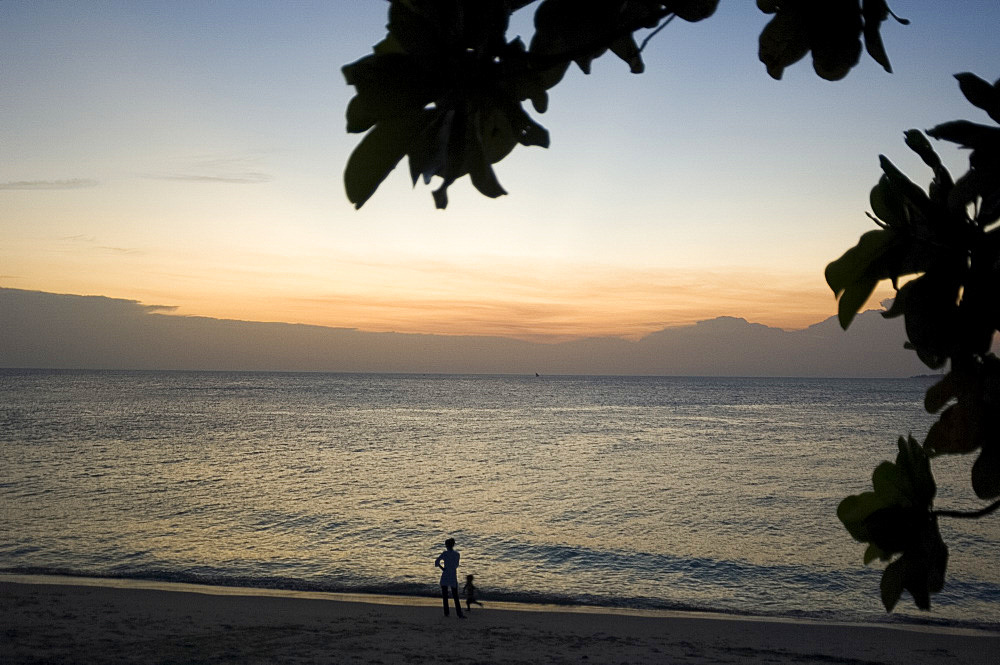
xmin=1 ymin=575 xmax=996 ymax=664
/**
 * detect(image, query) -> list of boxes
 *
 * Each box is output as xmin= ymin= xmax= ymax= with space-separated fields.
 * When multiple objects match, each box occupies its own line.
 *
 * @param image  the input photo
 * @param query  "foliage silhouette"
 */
xmin=342 ymin=1 xmax=902 ymax=209
xmin=829 ymin=72 xmax=1000 ymax=609
xmin=343 ymin=1 xmax=999 ymax=611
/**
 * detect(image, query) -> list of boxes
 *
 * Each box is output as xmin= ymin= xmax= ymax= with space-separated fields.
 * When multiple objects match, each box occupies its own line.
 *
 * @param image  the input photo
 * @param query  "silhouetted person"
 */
xmin=435 ymin=538 xmax=464 ymax=618
xmin=463 ymin=574 xmax=483 ymax=611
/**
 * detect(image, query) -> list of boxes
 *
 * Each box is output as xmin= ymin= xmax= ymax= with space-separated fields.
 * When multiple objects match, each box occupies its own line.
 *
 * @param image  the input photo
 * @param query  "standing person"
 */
xmin=463 ymin=574 xmax=484 ymax=611
xmin=434 ymin=538 xmax=464 ymax=618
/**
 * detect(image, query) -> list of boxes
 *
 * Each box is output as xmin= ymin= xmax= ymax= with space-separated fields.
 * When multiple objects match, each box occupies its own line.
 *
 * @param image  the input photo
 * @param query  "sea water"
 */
xmin=1 ymin=369 xmax=998 ymax=628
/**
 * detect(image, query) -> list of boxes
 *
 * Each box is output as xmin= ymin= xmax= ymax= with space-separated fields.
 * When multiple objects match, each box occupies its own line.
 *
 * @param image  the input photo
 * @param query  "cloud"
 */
xmin=142 ymin=155 xmax=274 ymax=184
xmin=98 ymin=246 xmax=145 ymax=256
xmin=143 ymin=304 xmax=178 ymax=313
xmin=58 ymin=235 xmax=144 ymax=255
xmin=0 ymin=178 xmax=99 ymax=190
xmin=143 ymin=172 xmax=273 ymax=184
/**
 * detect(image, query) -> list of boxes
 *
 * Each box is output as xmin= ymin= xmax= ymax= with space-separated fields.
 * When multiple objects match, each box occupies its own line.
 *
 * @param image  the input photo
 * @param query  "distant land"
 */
xmin=1 ymin=287 xmax=934 ymax=377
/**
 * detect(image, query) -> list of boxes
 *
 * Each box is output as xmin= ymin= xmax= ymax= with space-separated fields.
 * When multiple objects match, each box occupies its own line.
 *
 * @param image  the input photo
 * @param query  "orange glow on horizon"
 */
xmin=6 ymin=263 xmax=894 ymax=343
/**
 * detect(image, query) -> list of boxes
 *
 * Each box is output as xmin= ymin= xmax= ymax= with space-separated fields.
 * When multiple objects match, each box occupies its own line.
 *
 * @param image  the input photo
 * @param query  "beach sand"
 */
xmin=2 ymin=576 xmax=996 ymax=664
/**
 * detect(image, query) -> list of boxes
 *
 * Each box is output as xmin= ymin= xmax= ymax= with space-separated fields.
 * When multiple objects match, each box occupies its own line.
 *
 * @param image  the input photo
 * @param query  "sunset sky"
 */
xmin=2 ymin=1 xmax=998 ymax=341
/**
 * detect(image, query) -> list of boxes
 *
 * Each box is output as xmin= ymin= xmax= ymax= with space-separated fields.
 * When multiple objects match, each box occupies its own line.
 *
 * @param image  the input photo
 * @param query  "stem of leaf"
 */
xmin=933 ymin=498 xmax=1000 ymax=519
xmin=639 ymin=15 xmax=676 ymax=53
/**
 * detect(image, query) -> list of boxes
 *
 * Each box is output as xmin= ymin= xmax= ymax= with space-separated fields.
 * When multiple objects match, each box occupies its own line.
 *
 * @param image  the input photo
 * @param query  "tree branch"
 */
xmin=933 ymin=498 xmax=1000 ymax=519
xmin=525 ymin=9 xmax=673 ymax=71
xmin=639 ymin=14 xmax=675 ymax=53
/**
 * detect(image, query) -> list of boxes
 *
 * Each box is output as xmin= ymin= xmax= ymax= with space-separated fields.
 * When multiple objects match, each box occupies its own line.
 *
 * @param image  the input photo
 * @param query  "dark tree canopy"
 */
xmin=342 ymin=0 xmax=905 ymax=209
xmin=829 ymin=72 xmax=1000 ymax=610
xmin=343 ymin=1 xmax=1000 ymax=613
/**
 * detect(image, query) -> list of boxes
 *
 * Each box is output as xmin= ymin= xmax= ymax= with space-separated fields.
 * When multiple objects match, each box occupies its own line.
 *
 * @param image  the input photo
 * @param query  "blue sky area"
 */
xmin=2 ymin=1 xmax=998 ymax=340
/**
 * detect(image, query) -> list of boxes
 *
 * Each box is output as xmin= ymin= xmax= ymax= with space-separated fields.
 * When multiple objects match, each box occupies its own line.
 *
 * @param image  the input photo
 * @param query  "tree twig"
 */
xmin=639 ymin=14 xmax=675 ymax=53
xmin=934 ymin=498 xmax=1000 ymax=519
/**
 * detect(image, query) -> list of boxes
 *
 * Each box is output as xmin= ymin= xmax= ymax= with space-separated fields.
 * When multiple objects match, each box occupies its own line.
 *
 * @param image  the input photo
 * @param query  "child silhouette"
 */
xmin=463 ymin=574 xmax=484 ymax=611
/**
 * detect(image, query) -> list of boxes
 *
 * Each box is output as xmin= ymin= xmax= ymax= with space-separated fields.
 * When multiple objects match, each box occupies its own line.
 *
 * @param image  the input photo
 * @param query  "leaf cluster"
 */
xmin=757 ymin=1 xmax=908 ymax=81
xmin=837 ymin=437 xmax=946 ymax=611
xmin=343 ymin=1 xmax=548 ymax=209
xmin=344 ymin=0 xmax=900 ymax=208
xmin=343 ymin=0 xmax=705 ymax=209
xmin=829 ymin=73 xmax=1000 ymax=610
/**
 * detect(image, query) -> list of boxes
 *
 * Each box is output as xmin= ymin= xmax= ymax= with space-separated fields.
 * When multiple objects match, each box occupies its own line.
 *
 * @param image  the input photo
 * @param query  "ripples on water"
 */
xmin=1 ymin=369 xmax=998 ymax=627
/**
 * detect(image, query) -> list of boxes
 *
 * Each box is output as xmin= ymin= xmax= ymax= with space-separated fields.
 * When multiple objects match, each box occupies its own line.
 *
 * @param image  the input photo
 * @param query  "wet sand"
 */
xmin=2 ymin=575 xmax=996 ymax=664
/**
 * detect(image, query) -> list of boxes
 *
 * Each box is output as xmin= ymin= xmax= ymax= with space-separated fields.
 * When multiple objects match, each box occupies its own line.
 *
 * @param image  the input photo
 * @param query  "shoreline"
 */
xmin=0 ymin=571 xmax=1000 ymax=636
xmin=2 ymin=572 xmax=995 ymax=636
xmin=3 ymin=575 xmax=997 ymax=664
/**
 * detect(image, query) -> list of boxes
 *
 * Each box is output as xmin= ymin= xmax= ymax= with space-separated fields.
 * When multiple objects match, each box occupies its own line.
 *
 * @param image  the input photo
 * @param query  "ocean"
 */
xmin=2 ymin=369 xmax=997 ymax=629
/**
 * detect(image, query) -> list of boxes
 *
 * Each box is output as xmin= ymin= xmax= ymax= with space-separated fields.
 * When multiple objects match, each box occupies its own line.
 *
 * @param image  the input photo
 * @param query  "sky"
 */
xmin=2 ymin=1 xmax=999 ymax=342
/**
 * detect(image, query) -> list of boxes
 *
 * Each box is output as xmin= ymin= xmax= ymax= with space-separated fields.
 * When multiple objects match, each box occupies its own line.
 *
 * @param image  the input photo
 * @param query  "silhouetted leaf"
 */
xmin=479 ymin=108 xmax=519 ymax=164
xmin=531 ymin=0 xmax=615 ymax=75
xmin=838 ymin=437 xmax=936 ymax=549
xmin=504 ymin=104 xmax=551 ymax=148
xmin=408 ymin=111 xmax=450 ymax=185
xmin=469 ymin=161 xmax=507 ymax=199
xmin=900 ymin=273 xmax=959 ymax=370
xmin=372 ymin=34 xmax=406 ymax=57
xmin=926 ymin=120 xmax=1000 ymax=151
xmin=925 ymin=403 xmax=981 ymax=455
xmin=922 ymin=527 xmax=948 ymax=596
xmin=342 ymin=54 xmax=434 ymax=133
xmin=758 ymin=8 xmax=809 ymax=80
xmin=501 ymin=37 xmax=554 ymax=112
xmin=842 ymin=437 xmax=945 ymax=612
xmin=901 ymin=437 xmax=937 ymax=505
xmin=955 ymin=72 xmax=1000 ymax=124
xmin=903 ymin=130 xmax=940 ymax=170
xmin=866 ymin=506 xmax=924 ymax=553
xmin=972 ymin=446 xmax=1000 ymax=500
xmin=467 ymin=115 xmax=508 ymax=199
xmin=869 ymin=176 xmax=906 ymax=227
xmin=431 ymin=111 xmax=474 ymax=209
xmin=384 ymin=1 xmax=431 ymax=56
xmin=879 ymin=155 xmax=933 ymax=222
xmin=809 ymin=3 xmax=862 ymax=81
xmin=904 ymin=130 xmax=953 ymax=203
xmin=838 ymin=278 xmax=878 ymax=330
xmin=924 ymin=372 xmax=957 ymax=414
xmin=880 ymin=279 xmax=910 ymax=319
xmin=838 ymin=491 xmax=885 ymax=542
xmin=862 ymin=0 xmax=892 ymax=73
xmin=668 ymin=0 xmax=719 ymax=22
xmin=894 ymin=524 xmax=948 ymax=611
xmin=880 ymin=558 xmax=904 ymax=611
xmin=947 ymin=168 xmax=987 ymax=214
xmin=871 ymin=460 xmax=907 ymax=503
xmin=825 ymin=229 xmax=894 ymax=329
xmin=345 ymin=114 xmax=427 ymax=209
xmin=431 ymin=185 xmax=448 ymax=209
xmin=609 ymin=35 xmax=644 ymax=74
xmin=882 ymin=537 xmax=949 ymax=612
xmin=757 ymin=0 xmax=898 ymax=80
